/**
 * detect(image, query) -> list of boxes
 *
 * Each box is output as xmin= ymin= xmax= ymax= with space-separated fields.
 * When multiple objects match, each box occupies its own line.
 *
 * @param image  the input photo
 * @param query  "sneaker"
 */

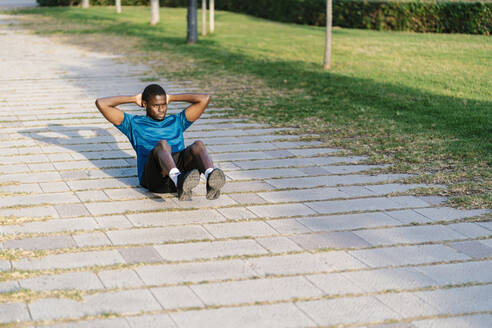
xmin=177 ymin=169 xmax=200 ymax=201
xmin=206 ymin=168 xmax=226 ymax=200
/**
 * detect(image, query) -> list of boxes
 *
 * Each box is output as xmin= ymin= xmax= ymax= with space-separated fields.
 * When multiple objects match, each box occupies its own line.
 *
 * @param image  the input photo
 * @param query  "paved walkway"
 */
xmin=0 ymin=12 xmax=491 ymax=328
xmin=0 ymin=0 xmax=37 ymax=10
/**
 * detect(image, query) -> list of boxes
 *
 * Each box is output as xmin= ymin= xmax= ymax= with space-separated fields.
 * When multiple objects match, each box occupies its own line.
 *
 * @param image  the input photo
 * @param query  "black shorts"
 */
xmin=141 ymin=146 xmax=191 ymax=193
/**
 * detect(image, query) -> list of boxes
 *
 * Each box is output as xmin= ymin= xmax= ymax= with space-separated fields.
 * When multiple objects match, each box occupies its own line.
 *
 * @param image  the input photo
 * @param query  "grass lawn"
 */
xmin=8 ymin=6 xmax=492 ymax=209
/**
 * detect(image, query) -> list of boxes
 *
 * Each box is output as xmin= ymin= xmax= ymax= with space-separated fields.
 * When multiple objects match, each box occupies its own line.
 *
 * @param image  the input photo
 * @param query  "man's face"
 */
xmin=144 ymin=94 xmax=167 ymax=121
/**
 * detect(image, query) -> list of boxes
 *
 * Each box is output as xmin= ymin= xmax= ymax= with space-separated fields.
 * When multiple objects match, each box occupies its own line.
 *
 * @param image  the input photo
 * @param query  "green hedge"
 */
xmin=36 ymin=0 xmax=492 ymax=34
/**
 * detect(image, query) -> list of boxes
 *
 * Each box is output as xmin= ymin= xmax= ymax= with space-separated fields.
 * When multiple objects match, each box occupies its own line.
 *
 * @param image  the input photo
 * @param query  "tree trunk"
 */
xmin=187 ymin=0 xmax=198 ymax=44
xmin=81 ymin=0 xmax=89 ymax=8
xmin=150 ymin=0 xmax=160 ymax=25
xmin=323 ymin=0 xmax=332 ymax=70
xmin=209 ymin=0 xmax=215 ymax=33
xmin=201 ymin=0 xmax=207 ymax=36
xmin=116 ymin=0 xmax=122 ymax=14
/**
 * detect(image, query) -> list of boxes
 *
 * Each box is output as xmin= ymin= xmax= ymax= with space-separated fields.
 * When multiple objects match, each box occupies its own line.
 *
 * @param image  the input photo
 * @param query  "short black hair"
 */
xmin=142 ymin=84 xmax=166 ymax=103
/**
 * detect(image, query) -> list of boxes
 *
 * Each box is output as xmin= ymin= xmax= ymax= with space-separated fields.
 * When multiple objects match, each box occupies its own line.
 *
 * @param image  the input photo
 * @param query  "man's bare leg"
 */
xmin=182 ymin=140 xmax=225 ymax=200
xmin=153 ymin=140 xmax=199 ymax=200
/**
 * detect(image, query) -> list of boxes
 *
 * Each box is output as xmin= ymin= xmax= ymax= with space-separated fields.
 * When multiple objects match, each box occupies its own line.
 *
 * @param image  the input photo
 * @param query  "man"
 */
xmin=95 ymin=84 xmax=225 ymax=201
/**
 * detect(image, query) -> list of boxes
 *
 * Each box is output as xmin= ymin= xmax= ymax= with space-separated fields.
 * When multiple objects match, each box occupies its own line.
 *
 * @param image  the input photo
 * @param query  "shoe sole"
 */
xmin=206 ymin=169 xmax=226 ymax=200
xmin=178 ymin=170 xmax=200 ymax=201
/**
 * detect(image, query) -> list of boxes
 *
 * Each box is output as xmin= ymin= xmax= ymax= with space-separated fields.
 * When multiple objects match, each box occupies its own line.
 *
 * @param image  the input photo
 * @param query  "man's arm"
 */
xmin=168 ymin=93 xmax=211 ymax=122
xmin=95 ymin=94 xmax=142 ymax=125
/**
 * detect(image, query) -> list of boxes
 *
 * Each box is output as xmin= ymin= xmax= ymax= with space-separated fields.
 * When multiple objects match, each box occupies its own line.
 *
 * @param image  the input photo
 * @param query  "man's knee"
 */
xmin=155 ymin=140 xmax=172 ymax=153
xmin=190 ymin=140 xmax=206 ymax=154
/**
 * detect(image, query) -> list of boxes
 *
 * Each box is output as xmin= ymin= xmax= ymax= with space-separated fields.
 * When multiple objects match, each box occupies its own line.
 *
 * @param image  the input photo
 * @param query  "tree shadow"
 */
xmin=19 ymin=124 xmax=167 ymax=203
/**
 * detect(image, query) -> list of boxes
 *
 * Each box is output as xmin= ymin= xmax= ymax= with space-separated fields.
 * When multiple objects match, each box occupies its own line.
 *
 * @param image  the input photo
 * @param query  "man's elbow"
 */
xmin=205 ymin=94 xmax=211 ymax=105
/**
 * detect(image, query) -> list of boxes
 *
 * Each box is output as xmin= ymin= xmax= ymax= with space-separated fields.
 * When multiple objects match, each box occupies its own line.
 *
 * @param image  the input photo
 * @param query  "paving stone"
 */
xmin=247 ymin=251 xmax=366 ymax=276
xmin=306 ymin=197 xmax=421 ymax=215
xmin=0 ymin=182 xmax=42 ymax=193
xmin=415 ymin=207 xmax=489 ymax=222
xmin=448 ymin=240 xmax=492 ymax=258
xmin=107 ymin=226 xmax=213 ymax=245
xmin=447 ymin=222 xmax=492 ymax=238
xmin=97 ymin=269 xmax=144 ymax=289
xmin=234 ymin=156 xmax=365 ymax=170
xmin=191 ymin=276 xmax=323 ymax=306
xmin=55 ymin=203 xmax=90 ymax=218
xmin=75 ymin=190 xmax=109 ymax=202
xmin=226 ymin=168 xmax=306 ymax=180
xmin=203 ymin=221 xmax=278 ymax=238
xmin=298 ymin=212 xmax=402 ymax=231
xmin=217 ymin=207 xmax=257 ymax=220
xmin=19 ymin=271 xmax=103 ymax=291
xmin=154 ymin=239 xmax=267 ymax=261
xmin=29 ymin=289 xmax=162 ymax=321
xmin=125 ymin=313 xmax=177 ymax=328
xmin=40 ymin=181 xmax=70 ymax=192
xmin=0 ymin=281 xmax=20 ymax=293
xmin=221 ymin=180 xmax=275 ymax=193
xmin=127 ymin=209 xmax=226 ymax=227
xmin=174 ymin=194 xmax=237 ymax=209
xmin=0 ymin=171 xmax=61 ymax=183
xmin=479 ymin=238 xmax=492 ymax=249
xmin=257 ymin=187 xmax=348 ymax=203
xmin=297 ymin=166 xmax=331 ymax=175
xmin=365 ymin=183 xmax=428 ymax=195
xmin=247 ymin=203 xmax=317 ymax=218
xmin=290 ymin=231 xmax=372 ymax=250
xmin=266 ymin=174 xmax=409 ymax=189
xmin=0 ymin=192 xmax=79 ymax=208
xmin=228 ymin=193 xmax=268 ymax=204
xmin=375 ymin=292 xmax=440 ymax=318
xmin=343 ymin=267 xmax=438 ymax=293
xmin=0 ymin=205 xmax=59 ymax=218
xmin=151 ymin=285 xmax=204 ymax=309
xmin=305 ymin=272 xmax=362 ymax=295
xmin=94 ymin=215 xmax=134 ymax=229
xmin=266 ymin=218 xmax=312 ymax=234
xmin=73 ymin=232 xmax=112 ymax=247
xmin=353 ymin=225 xmax=465 ymax=246
xmin=384 ymin=209 xmax=432 ymax=224
xmin=170 ymin=303 xmax=314 ymax=328
xmin=4 ymin=235 xmax=76 ymax=250
xmin=412 ymin=314 xmax=492 ymax=328
xmin=13 ymin=250 xmax=125 ymax=270
xmin=296 ymin=296 xmax=399 ymax=326
xmin=349 ymin=245 xmax=470 ymax=267
xmin=85 ymin=198 xmax=178 ymax=216
xmin=0 ymin=303 xmax=31 ymax=324
xmin=414 ymin=285 xmax=492 ymax=314
xmin=118 ymin=246 xmax=163 ymax=264
xmin=135 ymin=260 xmax=257 ymax=285
xmin=0 ymin=260 xmax=12 ymax=271
xmin=414 ymin=261 xmax=492 ymax=285
xmin=67 ymin=177 xmax=138 ymax=191
xmin=477 ymin=220 xmax=492 ymax=231
xmin=255 ymin=236 xmax=302 ymax=253
xmin=103 ymin=187 xmax=153 ymax=200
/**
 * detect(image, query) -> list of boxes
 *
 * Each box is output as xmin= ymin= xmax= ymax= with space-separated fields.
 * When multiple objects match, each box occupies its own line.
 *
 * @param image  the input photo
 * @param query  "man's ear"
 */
xmin=142 ymin=100 xmax=147 ymax=109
